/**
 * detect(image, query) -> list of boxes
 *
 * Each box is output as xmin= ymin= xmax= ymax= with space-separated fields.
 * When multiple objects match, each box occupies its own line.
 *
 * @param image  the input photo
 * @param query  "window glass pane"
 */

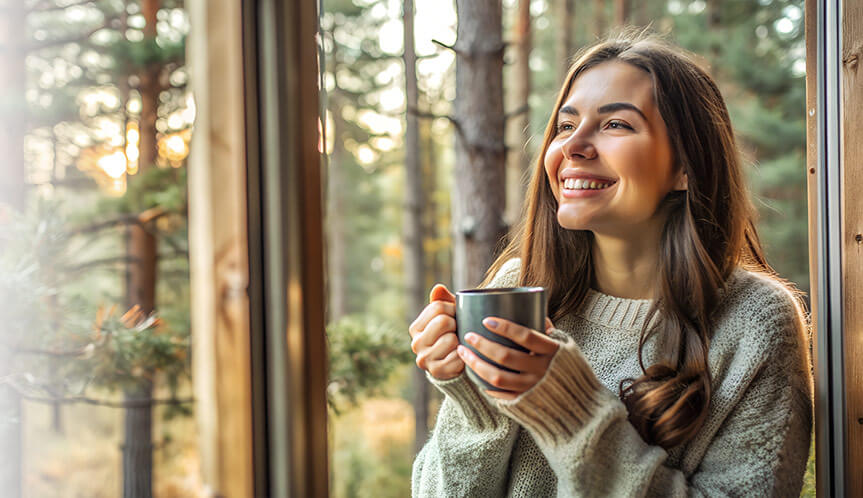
xmin=0 ymin=1 xmax=198 ymax=495
xmin=320 ymin=0 xmax=813 ymax=495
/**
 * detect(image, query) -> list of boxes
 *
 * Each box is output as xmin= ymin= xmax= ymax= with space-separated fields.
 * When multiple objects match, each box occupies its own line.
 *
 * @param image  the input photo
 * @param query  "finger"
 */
xmin=416 ymin=332 xmax=459 ymax=370
xmin=484 ymin=390 xmax=518 ymax=400
xmin=426 ymin=349 xmax=464 ymax=380
xmin=411 ymin=313 xmax=456 ymax=354
xmin=409 ymin=300 xmax=455 ymax=340
xmin=457 ymin=345 xmax=538 ymax=392
xmin=429 ymin=283 xmax=456 ymax=304
xmin=482 ymin=317 xmax=559 ymax=356
xmin=463 ymin=332 xmax=548 ymax=373
xmin=545 ymin=317 xmax=554 ymax=333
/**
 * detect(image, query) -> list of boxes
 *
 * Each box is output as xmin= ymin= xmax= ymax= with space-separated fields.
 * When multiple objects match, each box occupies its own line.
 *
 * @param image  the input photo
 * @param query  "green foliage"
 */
xmin=107 ymin=36 xmax=187 ymax=72
xmin=0 ymin=198 xmax=190 ymax=406
xmin=670 ymin=0 xmax=809 ymax=293
xmin=67 ymin=305 xmax=190 ymax=393
xmin=326 ymin=314 xmax=412 ymax=414
xmin=99 ymin=166 xmax=187 ymax=215
xmin=0 ymin=200 xmax=87 ymax=352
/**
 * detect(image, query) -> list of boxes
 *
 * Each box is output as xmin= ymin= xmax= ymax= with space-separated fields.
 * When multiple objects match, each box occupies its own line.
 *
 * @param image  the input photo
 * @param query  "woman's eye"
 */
xmin=556 ymin=123 xmax=574 ymax=134
xmin=606 ymin=120 xmax=632 ymax=130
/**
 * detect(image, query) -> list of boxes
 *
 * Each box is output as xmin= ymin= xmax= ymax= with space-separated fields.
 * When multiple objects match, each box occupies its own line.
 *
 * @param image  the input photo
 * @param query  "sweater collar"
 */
xmin=575 ymin=288 xmax=655 ymax=331
xmin=572 ymin=268 xmax=745 ymax=331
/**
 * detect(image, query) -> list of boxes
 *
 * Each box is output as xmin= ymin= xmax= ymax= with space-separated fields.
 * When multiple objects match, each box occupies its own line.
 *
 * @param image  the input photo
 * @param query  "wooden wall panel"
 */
xmin=187 ymin=0 xmax=254 ymax=496
xmin=842 ymin=2 xmax=863 ymax=495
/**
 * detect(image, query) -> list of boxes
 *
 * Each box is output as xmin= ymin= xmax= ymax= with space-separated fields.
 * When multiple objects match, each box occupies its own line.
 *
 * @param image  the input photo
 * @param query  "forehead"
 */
xmin=562 ymin=60 xmax=656 ymax=113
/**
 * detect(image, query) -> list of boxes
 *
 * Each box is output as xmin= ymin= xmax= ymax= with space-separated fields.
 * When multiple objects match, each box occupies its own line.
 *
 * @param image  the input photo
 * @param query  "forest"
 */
xmin=0 ymin=0 xmax=812 ymax=496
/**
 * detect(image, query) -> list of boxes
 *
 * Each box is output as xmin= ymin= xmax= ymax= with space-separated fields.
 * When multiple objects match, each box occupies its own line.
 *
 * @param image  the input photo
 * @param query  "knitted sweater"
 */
xmin=412 ymin=258 xmax=813 ymax=497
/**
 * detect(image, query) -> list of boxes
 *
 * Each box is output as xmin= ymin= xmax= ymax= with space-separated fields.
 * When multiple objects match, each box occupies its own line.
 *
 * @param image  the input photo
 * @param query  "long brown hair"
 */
xmin=481 ymin=30 xmax=782 ymax=449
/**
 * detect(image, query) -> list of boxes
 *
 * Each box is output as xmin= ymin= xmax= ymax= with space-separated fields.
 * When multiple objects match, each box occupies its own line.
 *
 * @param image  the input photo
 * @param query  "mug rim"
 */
xmin=456 ymin=286 xmax=545 ymax=295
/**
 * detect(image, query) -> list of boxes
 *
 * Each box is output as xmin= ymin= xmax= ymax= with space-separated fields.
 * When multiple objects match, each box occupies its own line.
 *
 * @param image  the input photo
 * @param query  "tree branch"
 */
xmin=406 ymin=106 xmax=459 ymax=126
xmin=432 ymin=39 xmax=507 ymax=58
xmin=21 ymin=393 xmax=194 ymax=408
xmin=432 ymin=39 xmax=461 ymax=55
xmin=404 ymin=106 xmax=466 ymax=144
xmin=14 ymin=345 xmax=91 ymax=358
xmin=504 ymin=104 xmax=529 ymax=121
xmin=27 ymin=14 xmax=123 ymax=51
xmin=68 ymin=208 xmax=170 ymax=235
xmin=66 ymin=256 xmax=140 ymax=272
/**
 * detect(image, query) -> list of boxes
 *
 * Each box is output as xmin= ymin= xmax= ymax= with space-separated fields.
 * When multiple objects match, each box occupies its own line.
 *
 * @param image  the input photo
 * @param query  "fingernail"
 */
xmin=483 ymin=318 xmax=498 ymax=328
xmin=465 ymin=332 xmax=477 ymax=344
xmin=456 ymin=345 xmax=467 ymax=356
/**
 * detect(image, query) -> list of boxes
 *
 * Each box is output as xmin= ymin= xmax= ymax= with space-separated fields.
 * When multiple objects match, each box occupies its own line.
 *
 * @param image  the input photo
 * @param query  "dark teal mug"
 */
xmin=455 ymin=286 xmax=547 ymax=391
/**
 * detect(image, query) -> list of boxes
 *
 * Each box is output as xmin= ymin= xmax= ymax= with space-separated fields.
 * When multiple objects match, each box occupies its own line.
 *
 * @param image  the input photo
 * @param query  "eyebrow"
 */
xmin=558 ymin=102 xmax=648 ymax=122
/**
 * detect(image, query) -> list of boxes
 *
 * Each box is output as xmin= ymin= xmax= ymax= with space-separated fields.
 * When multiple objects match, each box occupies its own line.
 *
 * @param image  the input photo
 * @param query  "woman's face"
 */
xmin=544 ymin=60 xmax=686 ymax=236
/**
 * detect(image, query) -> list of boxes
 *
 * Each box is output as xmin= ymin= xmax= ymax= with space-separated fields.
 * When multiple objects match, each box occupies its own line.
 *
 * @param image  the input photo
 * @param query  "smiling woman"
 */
xmin=409 ymin=30 xmax=813 ymax=497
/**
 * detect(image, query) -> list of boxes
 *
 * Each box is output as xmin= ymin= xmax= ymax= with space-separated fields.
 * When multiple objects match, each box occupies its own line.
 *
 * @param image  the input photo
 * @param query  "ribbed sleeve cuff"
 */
xmin=426 ymin=371 xmax=502 ymax=430
xmin=496 ymin=338 xmax=623 ymax=445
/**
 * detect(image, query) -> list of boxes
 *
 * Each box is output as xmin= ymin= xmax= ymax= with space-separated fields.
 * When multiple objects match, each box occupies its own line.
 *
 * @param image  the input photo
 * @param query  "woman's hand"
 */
xmin=408 ymin=284 xmax=465 ymax=381
xmin=457 ymin=317 xmax=559 ymax=400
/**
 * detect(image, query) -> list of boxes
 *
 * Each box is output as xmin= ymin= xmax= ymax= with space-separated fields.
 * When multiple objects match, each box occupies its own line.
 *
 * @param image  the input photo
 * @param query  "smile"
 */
xmin=563 ymin=178 xmax=617 ymax=190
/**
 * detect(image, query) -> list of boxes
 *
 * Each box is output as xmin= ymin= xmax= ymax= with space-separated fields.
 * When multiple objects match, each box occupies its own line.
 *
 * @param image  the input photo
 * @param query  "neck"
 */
xmin=590 ymin=228 xmax=663 ymax=300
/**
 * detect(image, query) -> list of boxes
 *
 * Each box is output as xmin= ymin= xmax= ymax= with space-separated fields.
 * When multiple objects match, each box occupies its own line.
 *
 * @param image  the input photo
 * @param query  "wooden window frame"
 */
xmin=807 ymin=0 xmax=861 ymax=495
xmin=188 ymin=0 xmax=328 ymax=496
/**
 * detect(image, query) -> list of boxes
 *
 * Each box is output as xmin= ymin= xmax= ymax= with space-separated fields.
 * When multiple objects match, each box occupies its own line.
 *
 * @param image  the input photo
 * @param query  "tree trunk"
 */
xmin=0 ymin=2 xmax=28 ymax=210
xmin=705 ymin=0 xmax=721 ymax=61
xmin=505 ymin=0 xmax=532 ymax=227
xmin=452 ymin=0 xmax=506 ymax=290
xmin=122 ymin=382 xmax=154 ymax=498
xmin=122 ymin=1 xmax=160 ymax=496
xmin=631 ymin=0 xmax=647 ymax=28
xmin=614 ymin=0 xmax=629 ymax=27
xmin=594 ymin=0 xmax=606 ymax=39
xmin=123 ymin=218 xmax=157 ymax=498
xmin=403 ymin=0 xmax=430 ymax=454
xmin=555 ymin=0 xmax=573 ymax=87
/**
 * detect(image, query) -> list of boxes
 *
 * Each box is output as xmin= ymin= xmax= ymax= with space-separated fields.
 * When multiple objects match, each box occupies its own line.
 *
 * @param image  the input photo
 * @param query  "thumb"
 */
xmin=429 ymin=283 xmax=456 ymax=304
xmin=545 ymin=317 xmax=554 ymax=333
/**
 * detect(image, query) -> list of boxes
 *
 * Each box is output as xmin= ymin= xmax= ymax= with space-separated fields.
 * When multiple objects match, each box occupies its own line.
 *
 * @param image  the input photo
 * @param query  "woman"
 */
xmin=409 ymin=31 xmax=813 ymax=497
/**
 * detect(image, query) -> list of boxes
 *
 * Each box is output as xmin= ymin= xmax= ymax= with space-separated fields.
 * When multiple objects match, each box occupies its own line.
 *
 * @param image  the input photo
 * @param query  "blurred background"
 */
xmin=0 ymin=0 xmax=811 ymax=496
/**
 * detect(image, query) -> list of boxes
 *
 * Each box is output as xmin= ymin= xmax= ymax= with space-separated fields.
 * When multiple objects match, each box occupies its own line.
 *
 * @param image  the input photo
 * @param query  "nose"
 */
xmin=560 ymin=126 xmax=597 ymax=161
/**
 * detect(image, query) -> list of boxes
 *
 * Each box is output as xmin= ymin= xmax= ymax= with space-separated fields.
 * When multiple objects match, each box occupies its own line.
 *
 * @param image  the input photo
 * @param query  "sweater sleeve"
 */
xmin=411 ymin=372 xmax=520 ymax=497
xmin=496 ymin=298 xmax=813 ymax=497
xmin=412 ymin=258 xmax=525 ymax=497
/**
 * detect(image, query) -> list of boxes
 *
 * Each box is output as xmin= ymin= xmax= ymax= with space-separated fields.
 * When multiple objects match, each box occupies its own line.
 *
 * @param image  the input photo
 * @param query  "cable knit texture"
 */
xmin=412 ymin=258 xmax=814 ymax=497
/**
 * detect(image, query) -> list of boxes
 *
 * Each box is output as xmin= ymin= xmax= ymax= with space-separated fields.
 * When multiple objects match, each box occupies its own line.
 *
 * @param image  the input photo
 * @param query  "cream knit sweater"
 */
xmin=412 ymin=258 xmax=813 ymax=497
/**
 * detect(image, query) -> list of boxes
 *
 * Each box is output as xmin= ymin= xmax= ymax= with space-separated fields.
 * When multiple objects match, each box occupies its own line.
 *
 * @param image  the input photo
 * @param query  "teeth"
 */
xmin=563 ymin=178 xmax=615 ymax=190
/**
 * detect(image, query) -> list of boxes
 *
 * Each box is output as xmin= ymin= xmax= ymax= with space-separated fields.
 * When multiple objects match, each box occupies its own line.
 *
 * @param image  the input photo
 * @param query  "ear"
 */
xmin=673 ymin=169 xmax=688 ymax=191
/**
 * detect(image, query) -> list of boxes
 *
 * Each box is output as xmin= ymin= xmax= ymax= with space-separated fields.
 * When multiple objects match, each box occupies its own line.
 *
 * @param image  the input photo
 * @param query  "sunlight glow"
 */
xmin=98 ymin=151 xmax=127 ymax=179
xmin=163 ymin=134 xmax=189 ymax=162
xmin=378 ymin=86 xmax=404 ymax=112
xmin=356 ymin=144 xmax=377 ymax=165
xmin=126 ymin=122 xmax=140 ymax=173
xmin=378 ymin=20 xmax=403 ymax=54
xmin=775 ymin=18 xmax=794 ymax=34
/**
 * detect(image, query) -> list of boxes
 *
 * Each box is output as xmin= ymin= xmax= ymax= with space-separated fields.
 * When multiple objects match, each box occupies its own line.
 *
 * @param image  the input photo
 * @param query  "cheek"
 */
xmin=544 ymin=142 xmax=564 ymax=190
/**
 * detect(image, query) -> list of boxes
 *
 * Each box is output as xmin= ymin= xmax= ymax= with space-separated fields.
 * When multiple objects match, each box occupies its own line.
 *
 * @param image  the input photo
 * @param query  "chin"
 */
xmin=556 ymin=213 xmax=590 ymax=231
